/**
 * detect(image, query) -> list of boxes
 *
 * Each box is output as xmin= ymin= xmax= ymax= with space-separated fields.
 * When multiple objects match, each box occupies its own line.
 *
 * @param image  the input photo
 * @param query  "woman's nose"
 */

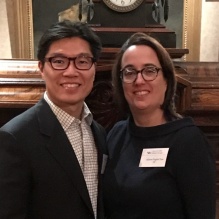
xmin=135 ymin=72 xmax=145 ymax=84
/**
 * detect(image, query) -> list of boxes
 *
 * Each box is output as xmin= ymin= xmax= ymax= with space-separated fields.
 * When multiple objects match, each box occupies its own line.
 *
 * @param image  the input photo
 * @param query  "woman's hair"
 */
xmin=112 ymin=32 xmax=181 ymax=121
xmin=37 ymin=20 xmax=102 ymax=65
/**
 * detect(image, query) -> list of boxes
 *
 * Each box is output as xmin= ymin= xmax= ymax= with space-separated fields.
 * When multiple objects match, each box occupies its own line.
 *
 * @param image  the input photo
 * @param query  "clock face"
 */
xmin=103 ymin=0 xmax=144 ymax=12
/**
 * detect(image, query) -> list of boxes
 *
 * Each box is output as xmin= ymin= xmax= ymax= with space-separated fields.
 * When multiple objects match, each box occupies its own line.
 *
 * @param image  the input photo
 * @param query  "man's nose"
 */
xmin=63 ymin=60 xmax=79 ymax=76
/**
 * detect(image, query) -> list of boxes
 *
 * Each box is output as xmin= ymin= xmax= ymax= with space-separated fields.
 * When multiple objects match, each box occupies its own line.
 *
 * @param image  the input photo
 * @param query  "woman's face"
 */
xmin=121 ymin=45 xmax=167 ymax=116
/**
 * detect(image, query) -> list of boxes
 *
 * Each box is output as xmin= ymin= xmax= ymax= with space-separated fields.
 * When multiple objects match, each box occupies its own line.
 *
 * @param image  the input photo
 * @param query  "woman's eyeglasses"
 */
xmin=120 ymin=65 xmax=162 ymax=83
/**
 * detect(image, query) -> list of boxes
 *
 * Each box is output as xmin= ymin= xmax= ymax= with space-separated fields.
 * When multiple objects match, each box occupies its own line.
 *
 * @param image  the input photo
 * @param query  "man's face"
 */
xmin=39 ymin=37 xmax=95 ymax=116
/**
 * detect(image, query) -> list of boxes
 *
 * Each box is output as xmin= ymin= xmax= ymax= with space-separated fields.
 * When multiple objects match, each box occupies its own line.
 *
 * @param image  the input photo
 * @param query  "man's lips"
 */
xmin=61 ymin=83 xmax=80 ymax=88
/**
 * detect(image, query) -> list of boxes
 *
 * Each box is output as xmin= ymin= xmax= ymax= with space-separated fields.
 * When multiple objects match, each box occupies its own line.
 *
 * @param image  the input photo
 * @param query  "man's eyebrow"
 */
xmin=47 ymin=52 xmax=92 ymax=57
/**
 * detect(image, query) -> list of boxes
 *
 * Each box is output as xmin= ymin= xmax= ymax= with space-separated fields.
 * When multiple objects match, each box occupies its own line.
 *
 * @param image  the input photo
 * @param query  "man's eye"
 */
xmin=78 ymin=60 xmax=88 ymax=64
xmin=52 ymin=58 xmax=65 ymax=64
xmin=77 ymin=57 xmax=91 ymax=65
xmin=55 ymin=60 xmax=63 ymax=64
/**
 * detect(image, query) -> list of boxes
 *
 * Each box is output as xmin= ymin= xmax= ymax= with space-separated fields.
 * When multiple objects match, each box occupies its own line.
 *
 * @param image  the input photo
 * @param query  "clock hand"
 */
xmin=78 ymin=0 xmax=82 ymax=21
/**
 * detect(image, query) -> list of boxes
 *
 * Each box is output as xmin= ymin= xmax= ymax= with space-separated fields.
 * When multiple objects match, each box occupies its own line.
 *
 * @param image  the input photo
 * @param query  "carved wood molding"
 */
xmin=100 ymin=48 xmax=189 ymax=61
xmin=175 ymin=61 xmax=219 ymax=114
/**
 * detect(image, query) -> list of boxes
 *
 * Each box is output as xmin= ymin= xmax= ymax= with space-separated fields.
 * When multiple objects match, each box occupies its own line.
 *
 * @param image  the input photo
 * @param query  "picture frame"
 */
xmin=6 ymin=0 xmax=34 ymax=59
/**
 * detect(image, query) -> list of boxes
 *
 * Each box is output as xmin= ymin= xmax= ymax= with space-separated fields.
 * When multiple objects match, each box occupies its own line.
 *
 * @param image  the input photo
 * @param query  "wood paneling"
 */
xmin=0 ymin=58 xmax=219 ymax=199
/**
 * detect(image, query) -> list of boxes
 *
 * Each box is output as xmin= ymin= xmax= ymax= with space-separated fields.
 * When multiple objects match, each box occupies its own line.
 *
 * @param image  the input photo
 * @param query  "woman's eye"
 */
xmin=125 ymin=71 xmax=134 ymax=76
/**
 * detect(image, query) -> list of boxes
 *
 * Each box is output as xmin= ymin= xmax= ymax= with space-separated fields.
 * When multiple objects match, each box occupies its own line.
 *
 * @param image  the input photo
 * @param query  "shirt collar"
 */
xmin=44 ymin=92 xmax=93 ymax=130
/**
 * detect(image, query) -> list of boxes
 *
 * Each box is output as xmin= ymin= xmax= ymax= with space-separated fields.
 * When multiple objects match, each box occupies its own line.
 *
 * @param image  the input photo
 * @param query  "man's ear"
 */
xmin=38 ymin=61 xmax=45 ymax=79
xmin=38 ymin=61 xmax=43 ymax=73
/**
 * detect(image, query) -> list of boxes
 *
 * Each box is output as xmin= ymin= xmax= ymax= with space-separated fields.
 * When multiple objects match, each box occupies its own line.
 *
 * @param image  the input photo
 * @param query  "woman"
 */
xmin=103 ymin=33 xmax=216 ymax=219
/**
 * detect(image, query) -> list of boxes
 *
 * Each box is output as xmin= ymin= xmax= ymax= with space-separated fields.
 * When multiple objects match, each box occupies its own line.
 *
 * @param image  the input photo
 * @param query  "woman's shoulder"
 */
xmin=106 ymin=119 xmax=129 ymax=157
xmin=174 ymin=117 xmax=204 ymax=137
xmin=107 ymin=119 xmax=128 ymax=136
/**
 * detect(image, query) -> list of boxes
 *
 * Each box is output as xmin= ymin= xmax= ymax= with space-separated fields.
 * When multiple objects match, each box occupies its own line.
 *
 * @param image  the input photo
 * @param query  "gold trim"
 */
xmin=6 ymin=0 xmax=34 ymax=59
xmin=182 ymin=0 xmax=202 ymax=61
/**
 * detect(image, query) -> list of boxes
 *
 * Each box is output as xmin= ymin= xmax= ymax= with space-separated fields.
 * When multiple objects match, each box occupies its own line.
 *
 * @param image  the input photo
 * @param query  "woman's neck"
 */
xmin=131 ymin=109 xmax=166 ymax=127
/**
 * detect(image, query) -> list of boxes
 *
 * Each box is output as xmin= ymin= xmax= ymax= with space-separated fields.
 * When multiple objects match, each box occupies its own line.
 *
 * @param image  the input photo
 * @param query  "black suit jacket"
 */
xmin=0 ymin=99 xmax=106 ymax=219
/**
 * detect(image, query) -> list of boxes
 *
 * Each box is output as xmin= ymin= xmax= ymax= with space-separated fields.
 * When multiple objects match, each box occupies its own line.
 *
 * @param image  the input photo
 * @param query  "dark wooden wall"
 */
xmin=0 ymin=57 xmax=219 ymax=199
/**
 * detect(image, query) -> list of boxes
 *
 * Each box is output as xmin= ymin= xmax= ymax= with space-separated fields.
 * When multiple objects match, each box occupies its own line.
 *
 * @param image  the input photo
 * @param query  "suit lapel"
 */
xmin=91 ymin=121 xmax=106 ymax=174
xmin=91 ymin=121 xmax=106 ymax=219
xmin=35 ymin=99 xmax=93 ymax=214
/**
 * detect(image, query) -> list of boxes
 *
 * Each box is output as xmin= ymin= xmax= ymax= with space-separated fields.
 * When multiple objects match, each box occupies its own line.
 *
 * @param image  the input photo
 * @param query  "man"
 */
xmin=0 ymin=20 xmax=106 ymax=219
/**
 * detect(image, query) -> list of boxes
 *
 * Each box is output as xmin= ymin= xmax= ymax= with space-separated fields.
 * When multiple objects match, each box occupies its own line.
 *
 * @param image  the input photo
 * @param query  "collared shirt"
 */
xmin=44 ymin=92 xmax=98 ymax=218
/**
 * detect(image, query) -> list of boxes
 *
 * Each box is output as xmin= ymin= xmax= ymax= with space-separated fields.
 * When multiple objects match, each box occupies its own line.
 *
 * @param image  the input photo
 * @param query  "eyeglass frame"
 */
xmin=120 ymin=65 xmax=162 ymax=84
xmin=44 ymin=55 xmax=96 ymax=70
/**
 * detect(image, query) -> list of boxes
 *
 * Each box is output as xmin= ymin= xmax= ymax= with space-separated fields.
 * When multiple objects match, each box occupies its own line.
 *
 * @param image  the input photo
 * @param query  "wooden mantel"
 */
xmin=100 ymin=47 xmax=189 ymax=61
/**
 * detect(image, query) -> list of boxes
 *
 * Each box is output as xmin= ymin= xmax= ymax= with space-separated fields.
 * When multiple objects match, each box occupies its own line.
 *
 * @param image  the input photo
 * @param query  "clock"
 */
xmin=102 ymin=0 xmax=144 ymax=12
xmin=89 ymin=0 xmax=153 ymax=28
xmin=88 ymin=0 xmax=176 ymax=48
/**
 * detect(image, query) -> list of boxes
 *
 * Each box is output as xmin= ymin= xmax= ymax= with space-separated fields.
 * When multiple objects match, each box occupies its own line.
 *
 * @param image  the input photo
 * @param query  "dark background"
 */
xmin=32 ymin=0 xmax=183 ymax=58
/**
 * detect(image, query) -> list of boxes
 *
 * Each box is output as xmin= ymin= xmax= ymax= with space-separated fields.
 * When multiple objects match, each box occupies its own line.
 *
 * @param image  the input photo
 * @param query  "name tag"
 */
xmin=139 ymin=148 xmax=169 ymax=167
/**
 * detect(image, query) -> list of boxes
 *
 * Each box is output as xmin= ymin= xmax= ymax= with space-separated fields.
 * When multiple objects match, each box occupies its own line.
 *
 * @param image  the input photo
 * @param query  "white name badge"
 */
xmin=139 ymin=148 xmax=169 ymax=167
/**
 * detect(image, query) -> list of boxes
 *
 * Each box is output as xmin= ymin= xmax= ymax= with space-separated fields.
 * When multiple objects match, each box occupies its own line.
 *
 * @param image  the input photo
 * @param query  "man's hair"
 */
xmin=112 ymin=32 xmax=181 ymax=121
xmin=37 ymin=20 xmax=102 ymax=64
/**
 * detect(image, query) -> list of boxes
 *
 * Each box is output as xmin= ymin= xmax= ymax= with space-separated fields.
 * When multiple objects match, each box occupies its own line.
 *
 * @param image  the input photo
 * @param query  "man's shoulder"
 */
xmin=91 ymin=120 xmax=106 ymax=136
xmin=0 ymin=99 xmax=50 ymax=133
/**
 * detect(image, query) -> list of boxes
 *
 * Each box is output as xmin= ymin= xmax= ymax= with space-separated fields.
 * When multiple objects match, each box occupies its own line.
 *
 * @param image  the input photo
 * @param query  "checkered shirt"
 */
xmin=44 ymin=92 xmax=98 ymax=218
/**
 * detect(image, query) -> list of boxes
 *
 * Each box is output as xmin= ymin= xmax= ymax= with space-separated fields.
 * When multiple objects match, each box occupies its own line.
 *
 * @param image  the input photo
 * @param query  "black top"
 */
xmin=103 ymin=117 xmax=216 ymax=219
